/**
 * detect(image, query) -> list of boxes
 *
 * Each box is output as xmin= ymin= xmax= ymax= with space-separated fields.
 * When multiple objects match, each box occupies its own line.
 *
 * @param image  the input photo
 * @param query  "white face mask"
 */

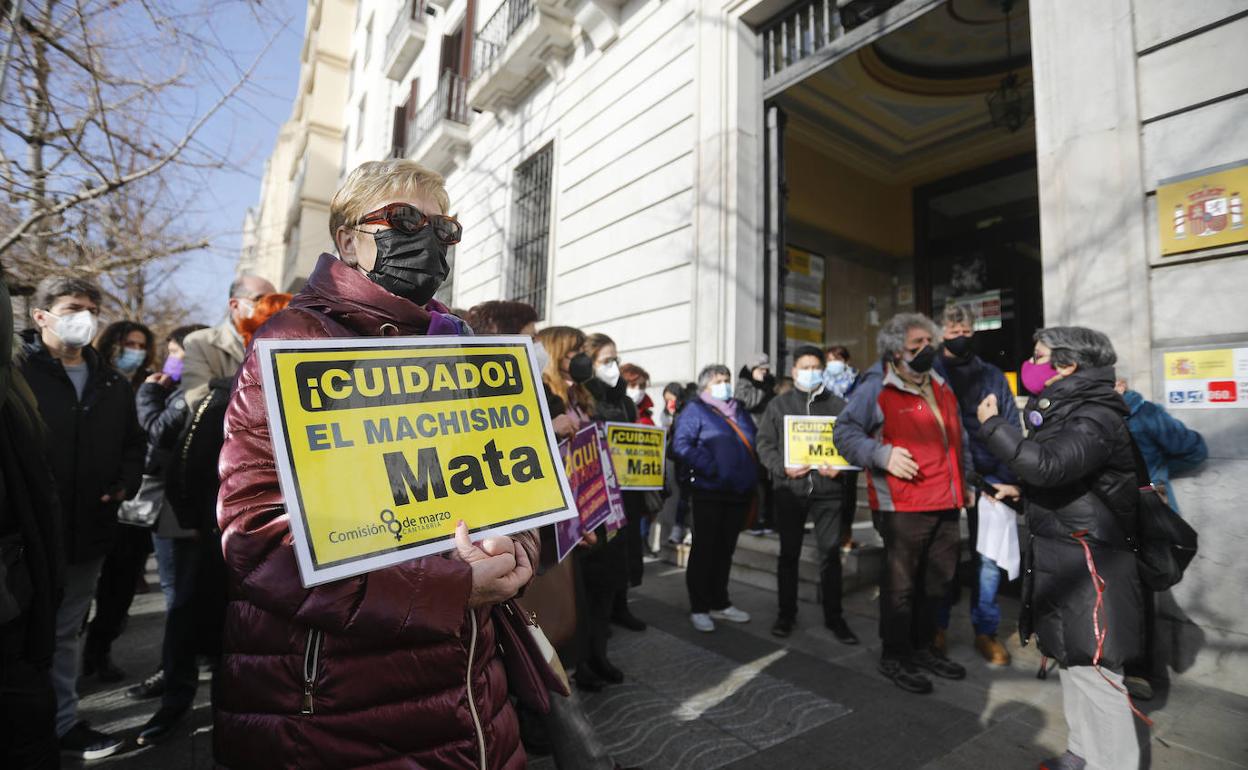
xmin=47 ymin=309 xmax=99 ymax=348
xmin=794 ymin=368 xmax=823 ymax=392
xmin=595 ymin=360 xmax=620 ymax=388
xmin=825 ymin=360 xmax=846 ymax=377
xmin=531 ymin=339 xmax=551 ymax=374
xmin=235 ymin=298 xmax=256 ymax=321
xmin=532 ymin=341 xmax=551 ymax=376
xmin=626 ymin=386 xmax=645 ymax=404
xmin=709 ymin=381 xmax=732 ymax=401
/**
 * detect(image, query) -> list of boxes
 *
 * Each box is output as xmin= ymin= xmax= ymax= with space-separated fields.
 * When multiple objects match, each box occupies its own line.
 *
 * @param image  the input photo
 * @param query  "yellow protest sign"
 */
xmin=257 ymin=335 xmax=576 ymax=586
xmin=783 ymin=415 xmax=860 ymax=469
xmin=603 ymin=422 xmax=666 ymax=490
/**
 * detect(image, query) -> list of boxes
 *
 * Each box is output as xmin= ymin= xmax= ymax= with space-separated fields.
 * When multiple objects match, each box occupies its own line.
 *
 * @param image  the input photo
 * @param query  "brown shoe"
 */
xmin=933 ymin=628 xmax=947 ymax=657
xmin=975 ymin=634 xmax=1010 ymax=665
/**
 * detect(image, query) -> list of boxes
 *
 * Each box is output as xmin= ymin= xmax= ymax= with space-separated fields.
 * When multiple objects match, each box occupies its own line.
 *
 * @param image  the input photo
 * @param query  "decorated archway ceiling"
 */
xmin=779 ymin=0 xmax=1035 ymax=185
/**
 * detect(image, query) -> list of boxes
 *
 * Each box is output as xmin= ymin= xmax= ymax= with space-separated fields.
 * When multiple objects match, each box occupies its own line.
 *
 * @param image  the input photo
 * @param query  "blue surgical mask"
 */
xmin=113 ymin=347 xmax=146 ymax=373
xmin=825 ymin=360 xmax=846 ymax=377
xmin=709 ymin=382 xmax=732 ymax=401
xmin=795 ymin=369 xmax=823 ymax=392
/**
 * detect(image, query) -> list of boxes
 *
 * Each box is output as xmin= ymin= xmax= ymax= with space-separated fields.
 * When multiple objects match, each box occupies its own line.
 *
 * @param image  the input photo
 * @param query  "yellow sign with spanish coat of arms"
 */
xmin=1158 ymin=160 xmax=1248 ymax=256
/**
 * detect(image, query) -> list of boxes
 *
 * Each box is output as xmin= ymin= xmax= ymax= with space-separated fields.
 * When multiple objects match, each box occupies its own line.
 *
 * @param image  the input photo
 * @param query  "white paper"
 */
xmin=975 ymin=495 xmax=1020 ymax=581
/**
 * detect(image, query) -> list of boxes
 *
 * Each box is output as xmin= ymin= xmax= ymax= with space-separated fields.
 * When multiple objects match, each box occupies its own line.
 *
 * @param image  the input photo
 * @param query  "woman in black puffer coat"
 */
xmin=977 ymin=326 xmax=1142 ymax=770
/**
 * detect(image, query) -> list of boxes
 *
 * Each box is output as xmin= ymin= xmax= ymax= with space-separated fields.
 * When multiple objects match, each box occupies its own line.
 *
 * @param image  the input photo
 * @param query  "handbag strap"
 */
xmin=711 ymin=407 xmax=755 ymax=461
xmin=1085 ymin=406 xmax=1152 ymax=490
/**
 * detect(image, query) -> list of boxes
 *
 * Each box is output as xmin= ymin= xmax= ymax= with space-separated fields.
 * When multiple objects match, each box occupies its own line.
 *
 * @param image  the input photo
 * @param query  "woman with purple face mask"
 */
xmin=158 ymin=325 xmax=207 ymax=385
xmin=976 ymin=327 xmax=1144 ymax=770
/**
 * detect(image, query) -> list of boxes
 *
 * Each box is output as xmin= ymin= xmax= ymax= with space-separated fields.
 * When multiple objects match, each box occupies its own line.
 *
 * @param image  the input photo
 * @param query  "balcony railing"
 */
xmin=413 ymin=70 xmax=470 ymax=141
xmin=384 ymin=0 xmax=428 ymax=81
xmin=404 ymin=70 xmax=471 ymax=170
xmin=465 ymin=0 xmax=573 ymax=112
xmin=471 ymin=0 xmax=535 ymax=81
xmin=760 ymin=0 xmax=904 ymax=82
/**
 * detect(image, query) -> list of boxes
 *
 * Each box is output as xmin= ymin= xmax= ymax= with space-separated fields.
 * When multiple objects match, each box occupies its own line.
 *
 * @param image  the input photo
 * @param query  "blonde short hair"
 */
xmin=328 ymin=159 xmax=452 ymax=240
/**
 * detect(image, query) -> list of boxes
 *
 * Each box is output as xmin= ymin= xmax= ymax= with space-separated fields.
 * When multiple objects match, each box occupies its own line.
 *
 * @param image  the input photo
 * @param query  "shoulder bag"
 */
xmin=117 ymin=474 xmax=165 ymax=528
xmin=492 ymin=599 xmax=571 ymax=714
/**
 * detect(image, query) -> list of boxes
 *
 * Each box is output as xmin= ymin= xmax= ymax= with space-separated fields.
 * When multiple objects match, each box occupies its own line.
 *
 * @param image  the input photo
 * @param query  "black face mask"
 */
xmin=942 ymin=335 xmax=975 ymax=365
xmin=903 ymin=345 xmax=936 ymax=374
xmin=568 ymin=352 xmax=594 ymax=384
xmin=365 ymin=228 xmax=449 ymax=305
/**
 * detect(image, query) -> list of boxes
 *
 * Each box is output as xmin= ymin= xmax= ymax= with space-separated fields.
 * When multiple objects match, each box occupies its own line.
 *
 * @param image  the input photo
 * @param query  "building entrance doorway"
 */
xmin=762 ymin=0 xmax=1039 ymax=383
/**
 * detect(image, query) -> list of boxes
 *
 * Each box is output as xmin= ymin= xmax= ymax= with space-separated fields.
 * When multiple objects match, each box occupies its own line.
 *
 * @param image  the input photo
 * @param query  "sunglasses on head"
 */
xmin=356 ymin=203 xmax=462 ymax=245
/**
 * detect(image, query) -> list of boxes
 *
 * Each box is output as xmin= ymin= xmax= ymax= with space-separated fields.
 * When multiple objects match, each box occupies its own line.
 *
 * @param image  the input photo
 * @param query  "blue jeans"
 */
xmin=937 ymin=553 xmax=1002 ymax=636
xmin=152 ymin=534 xmax=202 ymax=709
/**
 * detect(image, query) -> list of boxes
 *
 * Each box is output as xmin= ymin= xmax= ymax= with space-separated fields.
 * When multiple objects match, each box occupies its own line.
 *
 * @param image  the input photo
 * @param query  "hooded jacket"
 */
xmin=214 ymin=253 xmax=535 ymax=770
xmin=833 ymin=361 xmax=971 ymax=513
xmin=15 ymin=330 xmax=145 ymax=564
xmin=980 ymin=367 xmax=1142 ymax=668
xmin=755 ymin=385 xmax=849 ymax=499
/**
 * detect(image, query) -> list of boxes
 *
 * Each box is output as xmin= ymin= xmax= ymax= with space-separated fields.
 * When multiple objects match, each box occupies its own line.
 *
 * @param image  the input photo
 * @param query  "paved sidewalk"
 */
xmin=70 ymin=556 xmax=1248 ymax=769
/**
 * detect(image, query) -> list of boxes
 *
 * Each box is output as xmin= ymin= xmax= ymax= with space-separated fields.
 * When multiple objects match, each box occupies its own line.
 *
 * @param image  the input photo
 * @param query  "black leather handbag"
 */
xmin=1124 ymin=434 xmax=1198 ymax=590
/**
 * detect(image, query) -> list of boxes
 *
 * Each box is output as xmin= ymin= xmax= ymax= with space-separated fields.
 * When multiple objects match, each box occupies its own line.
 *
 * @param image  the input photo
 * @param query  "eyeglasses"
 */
xmin=356 ymin=203 xmax=462 ymax=245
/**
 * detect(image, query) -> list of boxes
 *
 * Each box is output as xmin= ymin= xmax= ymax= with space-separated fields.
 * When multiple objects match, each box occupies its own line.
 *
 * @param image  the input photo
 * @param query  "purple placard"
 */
xmin=597 ymin=424 xmax=627 ymax=533
xmin=554 ymin=423 xmax=626 ymax=562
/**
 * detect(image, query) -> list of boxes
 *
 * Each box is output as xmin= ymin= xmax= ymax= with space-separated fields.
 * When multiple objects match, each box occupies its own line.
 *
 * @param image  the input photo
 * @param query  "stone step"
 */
xmin=659 ymin=520 xmax=886 ymax=604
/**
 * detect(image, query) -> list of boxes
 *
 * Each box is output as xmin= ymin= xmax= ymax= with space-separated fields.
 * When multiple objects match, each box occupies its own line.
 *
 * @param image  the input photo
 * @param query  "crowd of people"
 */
xmin=0 ymin=157 xmax=1208 ymax=770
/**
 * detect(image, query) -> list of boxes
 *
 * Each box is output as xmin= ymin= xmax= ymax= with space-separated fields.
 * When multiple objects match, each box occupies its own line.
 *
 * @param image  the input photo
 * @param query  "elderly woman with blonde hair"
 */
xmin=214 ymin=160 xmax=537 ymax=769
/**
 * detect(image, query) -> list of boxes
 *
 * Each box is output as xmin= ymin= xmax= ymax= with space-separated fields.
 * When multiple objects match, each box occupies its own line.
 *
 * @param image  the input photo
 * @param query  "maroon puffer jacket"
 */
xmin=214 ymin=253 xmax=536 ymax=769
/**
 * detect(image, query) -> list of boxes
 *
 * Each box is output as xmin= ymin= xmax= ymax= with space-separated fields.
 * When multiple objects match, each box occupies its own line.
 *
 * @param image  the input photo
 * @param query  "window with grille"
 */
xmin=508 ymin=143 xmax=554 ymax=318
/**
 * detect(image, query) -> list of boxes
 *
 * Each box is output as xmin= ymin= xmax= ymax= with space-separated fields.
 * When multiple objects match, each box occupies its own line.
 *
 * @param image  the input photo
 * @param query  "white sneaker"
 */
xmin=709 ymin=606 xmax=750 ymax=624
xmin=690 ymin=613 xmax=715 ymax=632
xmin=668 ymin=524 xmax=687 ymax=545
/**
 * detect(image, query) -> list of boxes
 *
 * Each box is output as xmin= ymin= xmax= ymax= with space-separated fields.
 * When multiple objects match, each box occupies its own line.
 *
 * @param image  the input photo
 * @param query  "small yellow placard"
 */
xmin=783 ymin=415 xmax=860 ymax=469
xmin=1157 ymin=161 xmax=1248 ymax=256
xmin=257 ymin=336 xmax=576 ymax=586
xmin=603 ymin=422 xmax=666 ymax=491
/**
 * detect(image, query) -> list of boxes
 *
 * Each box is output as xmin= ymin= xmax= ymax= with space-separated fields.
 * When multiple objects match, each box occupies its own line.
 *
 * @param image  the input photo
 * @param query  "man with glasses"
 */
xmin=17 ymin=275 xmax=145 ymax=760
xmin=834 ymin=313 xmax=974 ymax=695
xmin=180 ymin=273 xmax=276 ymax=410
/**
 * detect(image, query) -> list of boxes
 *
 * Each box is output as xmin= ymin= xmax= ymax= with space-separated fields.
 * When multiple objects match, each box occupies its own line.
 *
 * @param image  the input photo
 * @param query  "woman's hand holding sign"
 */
xmin=453 ymin=520 xmax=534 ymax=607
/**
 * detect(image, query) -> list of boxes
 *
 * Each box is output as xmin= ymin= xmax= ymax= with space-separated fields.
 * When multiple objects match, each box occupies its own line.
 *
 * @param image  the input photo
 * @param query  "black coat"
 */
xmin=16 ymin=331 xmax=145 ymax=565
xmin=583 ymin=377 xmax=645 ymax=587
xmin=1 ymin=281 xmax=63 ymax=666
xmin=980 ymin=366 xmax=1142 ymax=669
xmin=135 ymin=380 xmax=189 ymax=476
xmin=755 ymin=386 xmax=850 ymax=500
xmin=734 ymin=365 xmax=776 ymax=416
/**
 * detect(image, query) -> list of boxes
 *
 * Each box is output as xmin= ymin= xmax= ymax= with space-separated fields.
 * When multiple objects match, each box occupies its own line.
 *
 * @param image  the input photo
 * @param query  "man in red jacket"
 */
xmin=834 ymin=313 xmax=973 ymax=695
xmin=214 ymin=159 xmax=536 ymax=769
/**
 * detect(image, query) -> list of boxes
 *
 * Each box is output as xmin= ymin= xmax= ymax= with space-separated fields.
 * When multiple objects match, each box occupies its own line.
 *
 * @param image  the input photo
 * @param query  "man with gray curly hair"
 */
xmin=834 ymin=312 xmax=973 ymax=694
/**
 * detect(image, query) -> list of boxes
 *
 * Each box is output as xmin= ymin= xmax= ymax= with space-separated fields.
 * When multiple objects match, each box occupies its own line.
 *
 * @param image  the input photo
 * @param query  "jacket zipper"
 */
xmin=301 ymin=629 xmax=323 ymax=715
xmin=934 ymin=402 xmax=959 ymax=508
xmin=466 ymin=611 xmax=486 ymax=769
xmin=804 ymin=391 xmax=816 ymax=496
